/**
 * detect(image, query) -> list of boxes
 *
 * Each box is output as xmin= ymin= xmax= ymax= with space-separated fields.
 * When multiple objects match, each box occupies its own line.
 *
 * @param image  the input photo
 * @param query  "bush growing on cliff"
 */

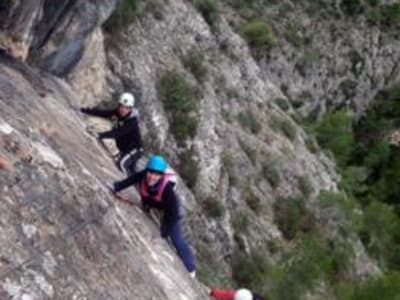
xmin=240 ymin=21 xmax=276 ymax=50
xmin=298 ymin=175 xmax=313 ymax=198
xmin=271 ymin=118 xmax=297 ymax=140
xmin=368 ymin=3 xmax=400 ymax=27
xmin=244 ymin=186 xmax=261 ymax=212
xmin=335 ymin=271 xmax=400 ymax=300
xmin=273 ymin=233 xmax=352 ymax=300
xmin=203 ymin=196 xmax=225 ymax=218
xmin=381 ymin=3 xmax=400 ymax=26
xmin=237 ymin=110 xmax=261 ymax=135
xmin=194 ymin=0 xmax=219 ymax=28
xmin=314 ymin=110 xmax=355 ymax=167
xmin=103 ymin=0 xmax=140 ymax=30
xmin=159 ymin=70 xmax=198 ymax=143
xmin=358 ymin=201 xmax=400 ymax=270
xmin=232 ymin=212 xmax=249 ymax=233
xmin=340 ymin=0 xmax=365 ymax=16
xmin=182 ymin=50 xmax=207 ymax=82
xmin=262 ymin=162 xmax=281 ymax=188
xmin=231 ymin=250 xmax=269 ymax=290
xmin=273 ymin=196 xmax=314 ymax=240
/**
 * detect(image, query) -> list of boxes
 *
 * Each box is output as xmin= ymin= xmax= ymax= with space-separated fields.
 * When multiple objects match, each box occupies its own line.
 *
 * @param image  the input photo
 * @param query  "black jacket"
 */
xmin=80 ymin=107 xmax=142 ymax=154
xmin=114 ymin=170 xmax=181 ymax=235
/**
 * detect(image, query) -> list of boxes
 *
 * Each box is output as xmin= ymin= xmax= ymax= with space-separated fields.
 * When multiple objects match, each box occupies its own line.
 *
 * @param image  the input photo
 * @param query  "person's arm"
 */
xmin=98 ymin=117 xmax=137 ymax=139
xmin=160 ymin=184 xmax=181 ymax=237
xmin=210 ymin=288 xmax=236 ymax=300
xmin=80 ymin=107 xmax=115 ymax=118
xmin=113 ymin=170 xmax=144 ymax=192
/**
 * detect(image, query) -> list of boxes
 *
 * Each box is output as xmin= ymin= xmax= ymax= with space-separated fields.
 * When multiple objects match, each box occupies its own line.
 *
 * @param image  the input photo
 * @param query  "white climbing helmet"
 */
xmin=119 ymin=92 xmax=135 ymax=107
xmin=234 ymin=289 xmax=253 ymax=300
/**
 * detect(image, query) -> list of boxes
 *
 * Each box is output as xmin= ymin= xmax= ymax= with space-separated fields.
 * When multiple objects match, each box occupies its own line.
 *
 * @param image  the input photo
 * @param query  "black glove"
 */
xmin=80 ymin=107 xmax=91 ymax=114
xmin=104 ymin=182 xmax=116 ymax=194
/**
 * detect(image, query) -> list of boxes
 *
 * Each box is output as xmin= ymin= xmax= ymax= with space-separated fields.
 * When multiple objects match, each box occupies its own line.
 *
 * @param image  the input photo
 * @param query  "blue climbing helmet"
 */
xmin=146 ymin=155 xmax=168 ymax=173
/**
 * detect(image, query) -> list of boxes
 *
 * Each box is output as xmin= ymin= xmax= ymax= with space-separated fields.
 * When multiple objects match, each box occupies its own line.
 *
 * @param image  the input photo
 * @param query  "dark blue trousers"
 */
xmin=161 ymin=220 xmax=196 ymax=272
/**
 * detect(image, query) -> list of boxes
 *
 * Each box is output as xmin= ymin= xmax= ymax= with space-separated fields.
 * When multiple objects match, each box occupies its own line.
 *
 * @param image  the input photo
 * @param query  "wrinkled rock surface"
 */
xmin=0 ymin=54 xmax=206 ymax=300
xmin=2 ymin=0 xmax=394 ymax=298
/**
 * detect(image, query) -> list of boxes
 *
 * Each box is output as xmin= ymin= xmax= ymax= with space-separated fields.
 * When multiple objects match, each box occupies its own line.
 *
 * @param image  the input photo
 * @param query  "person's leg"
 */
xmin=126 ymin=150 xmax=141 ymax=175
xmin=117 ymin=153 xmax=128 ymax=174
xmin=118 ymin=150 xmax=141 ymax=176
xmin=167 ymin=221 xmax=196 ymax=272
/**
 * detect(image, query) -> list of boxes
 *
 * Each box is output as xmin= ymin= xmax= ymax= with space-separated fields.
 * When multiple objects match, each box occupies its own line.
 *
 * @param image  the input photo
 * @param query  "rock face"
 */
xmin=260 ymin=11 xmax=400 ymax=119
xmin=0 ymin=56 xmax=206 ymax=299
xmin=2 ymin=0 xmax=396 ymax=299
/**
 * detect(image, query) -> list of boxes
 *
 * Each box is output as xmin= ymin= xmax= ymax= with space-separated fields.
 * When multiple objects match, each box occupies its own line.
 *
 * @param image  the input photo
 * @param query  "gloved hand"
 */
xmin=80 ymin=107 xmax=91 ymax=114
xmin=86 ymin=127 xmax=100 ymax=139
xmin=104 ymin=182 xmax=116 ymax=194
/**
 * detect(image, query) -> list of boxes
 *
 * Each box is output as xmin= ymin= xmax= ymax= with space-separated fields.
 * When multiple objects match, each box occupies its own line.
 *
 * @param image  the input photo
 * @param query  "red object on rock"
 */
xmin=210 ymin=288 xmax=236 ymax=300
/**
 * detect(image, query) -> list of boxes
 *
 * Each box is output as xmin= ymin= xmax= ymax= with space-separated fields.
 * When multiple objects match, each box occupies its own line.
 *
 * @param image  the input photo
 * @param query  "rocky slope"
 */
xmin=0 ymin=52 xmax=207 ymax=299
xmin=2 ymin=0 xmax=399 ymax=299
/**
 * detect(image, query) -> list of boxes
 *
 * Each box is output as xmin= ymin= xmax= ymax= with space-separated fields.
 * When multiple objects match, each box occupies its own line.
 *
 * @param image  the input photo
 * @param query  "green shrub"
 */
xmin=231 ymin=250 xmax=269 ymax=290
xmin=232 ymin=211 xmax=249 ymax=233
xmin=359 ymin=201 xmax=400 ymax=270
xmin=318 ymin=191 xmax=358 ymax=218
xmin=262 ymin=163 xmax=281 ymax=188
xmin=355 ymin=85 xmax=400 ymax=149
xmin=365 ymin=141 xmax=391 ymax=170
xmin=178 ymin=147 xmax=199 ymax=189
xmin=271 ymin=118 xmax=297 ymax=140
xmin=222 ymin=151 xmax=237 ymax=185
xmin=198 ymin=264 xmax=233 ymax=287
xmin=340 ymin=166 xmax=369 ymax=198
xmin=259 ymin=232 xmax=353 ymax=300
xmin=367 ymin=6 xmax=383 ymax=24
xmin=367 ymin=3 xmax=400 ymax=28
xmin=240 ymin=21 xmax=276 ymax=50
xmin=244 ymin=187 xmax=261 ymax=212
xmin=381 ymin=3 xmax=400 ymax=27
xmin=195 ymin=0 xmax=219 ymax=28
xmin=298 ymin=175 xmax=313 ymax=198
xmin=275 ymin=97 xmax=290 ymax=111
xmin=159 ymin=70 xmax=198 ymax=142
xmin=103 ymin=0 xmax=141 ymax=31
xmin=182 ymin=50 xmax=207 ymax=82
xmin=276 ymin=233 xmax=350 ymax=300
xmin=284 ymin=22 xmax=303 ymax=47
xmin=203 ymin=196 xmax=225 ymax=218
xmin=240 ymin=142 xmax=257 ymax=165
xmin=368 ymin=149 xmax=400 ymax=210
xmin=340 ymin=0 xmax=365 ymax=16
xmin=335 ymin=272 xmax=400 ymax=300
xmin=237 ymin=110 xmax=261 ymax=135
xmin=314 ymin=110 xmax=355 ymax=167
xmin=305 ymin=135 xmax=319 ymax=153
xmin=274 ymin=196 xmax=311 ymax=240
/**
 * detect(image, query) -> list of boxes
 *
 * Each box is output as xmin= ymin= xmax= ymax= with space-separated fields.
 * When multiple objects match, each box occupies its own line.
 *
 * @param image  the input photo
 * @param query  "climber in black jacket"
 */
xmin=79 ymin=92 xmax=143 ymax=176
